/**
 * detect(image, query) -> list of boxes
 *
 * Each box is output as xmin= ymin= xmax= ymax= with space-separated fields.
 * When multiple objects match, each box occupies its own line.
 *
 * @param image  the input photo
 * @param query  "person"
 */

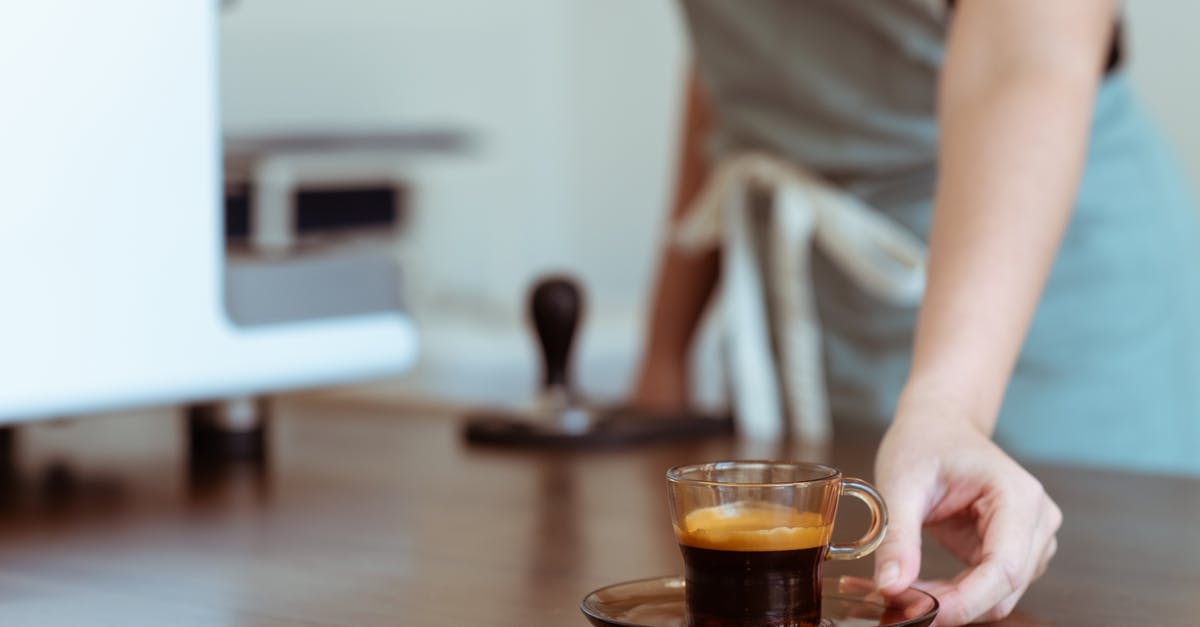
xmin=632 ymin=1 xmax=1200 ymax=625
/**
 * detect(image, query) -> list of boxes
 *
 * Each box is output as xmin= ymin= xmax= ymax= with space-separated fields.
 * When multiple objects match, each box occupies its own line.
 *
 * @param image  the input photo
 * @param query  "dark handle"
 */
xmin=529 ymin=276 xmax=582 ymax=390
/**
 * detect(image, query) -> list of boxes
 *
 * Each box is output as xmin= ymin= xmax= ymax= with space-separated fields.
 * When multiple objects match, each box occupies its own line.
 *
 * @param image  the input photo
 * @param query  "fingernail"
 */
xmin=877 ymin=561 xmax=900 ymax=589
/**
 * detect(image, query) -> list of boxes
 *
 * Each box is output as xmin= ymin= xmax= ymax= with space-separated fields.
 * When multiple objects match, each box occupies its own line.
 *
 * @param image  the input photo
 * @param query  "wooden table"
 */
xmin=0 ymin=394 xmax=1197 ymax=626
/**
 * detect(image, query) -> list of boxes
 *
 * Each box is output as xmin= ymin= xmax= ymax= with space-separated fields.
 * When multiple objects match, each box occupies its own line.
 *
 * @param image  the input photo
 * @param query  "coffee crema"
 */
xmin=675 ymin=502 xmax=831 ymax=551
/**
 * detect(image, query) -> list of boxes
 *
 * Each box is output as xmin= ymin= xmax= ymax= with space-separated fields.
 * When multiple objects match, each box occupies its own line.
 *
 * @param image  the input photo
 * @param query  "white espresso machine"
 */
xmin=0 ymin=1 xmax=419 ymax=454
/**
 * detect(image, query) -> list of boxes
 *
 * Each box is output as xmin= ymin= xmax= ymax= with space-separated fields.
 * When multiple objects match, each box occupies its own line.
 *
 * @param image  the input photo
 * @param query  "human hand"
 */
xmin=872 ymin=399 xmax=1062 ymax=626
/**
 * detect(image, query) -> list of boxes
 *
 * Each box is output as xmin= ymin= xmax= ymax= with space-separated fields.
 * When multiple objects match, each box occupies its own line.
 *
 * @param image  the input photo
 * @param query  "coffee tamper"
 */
xmin=462 ymin=276 xmax=730 ymax=448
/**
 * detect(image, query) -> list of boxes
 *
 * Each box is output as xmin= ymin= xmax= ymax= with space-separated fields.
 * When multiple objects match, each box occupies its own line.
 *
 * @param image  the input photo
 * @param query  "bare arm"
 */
xmin=631 ymin=71 xmax=717 ymax=411
xmin=905 ymin=0 xmax=1116 ymax=429
xmin=875 ymin=2 xmax=1116 ymax=625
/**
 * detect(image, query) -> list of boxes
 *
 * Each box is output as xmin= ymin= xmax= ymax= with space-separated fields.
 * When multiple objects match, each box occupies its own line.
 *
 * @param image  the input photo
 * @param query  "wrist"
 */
xmin=895 ymin=377 xmax=998 ymax=436
xmin=632 ymin=351 xmax=690 ymax=411
xmin=641 ymin=332 xmax=691 ymax=366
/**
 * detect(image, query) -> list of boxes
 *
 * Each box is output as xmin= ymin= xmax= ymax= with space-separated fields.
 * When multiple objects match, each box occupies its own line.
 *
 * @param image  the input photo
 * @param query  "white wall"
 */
xmin=220 ymin=0 xmax=686 ymax=404
xmin=224 ymin=0 xmax=575 ymax=318
xmin=220 ymin=2 xmax=1199 ymax=407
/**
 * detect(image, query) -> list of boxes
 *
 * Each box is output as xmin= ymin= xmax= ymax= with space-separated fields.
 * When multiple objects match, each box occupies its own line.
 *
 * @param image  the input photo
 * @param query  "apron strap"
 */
xmin=676 ymin=152 xmax=926 ymax=441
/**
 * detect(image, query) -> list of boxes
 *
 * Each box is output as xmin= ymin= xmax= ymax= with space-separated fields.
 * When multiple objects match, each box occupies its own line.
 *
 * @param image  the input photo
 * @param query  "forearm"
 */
xmin=903 ymin=2 xmax=1113 ymax=433
xmin=642 ymin=250 xmax=718 ymax=362
xmin=641 ymin=71 xmax=717 ymax=363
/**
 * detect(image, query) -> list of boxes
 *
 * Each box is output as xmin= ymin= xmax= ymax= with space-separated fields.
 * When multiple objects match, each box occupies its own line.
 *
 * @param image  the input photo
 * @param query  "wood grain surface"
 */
xmin=0 ymin=394 xmax=1196 ymax=626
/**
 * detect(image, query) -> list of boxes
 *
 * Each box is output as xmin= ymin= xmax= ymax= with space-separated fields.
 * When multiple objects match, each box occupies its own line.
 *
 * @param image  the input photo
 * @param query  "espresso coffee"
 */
xmin=681 ymin=544 xmax=824 ymax=627
xmin=675 ymin=503 xmax=831 ymax=627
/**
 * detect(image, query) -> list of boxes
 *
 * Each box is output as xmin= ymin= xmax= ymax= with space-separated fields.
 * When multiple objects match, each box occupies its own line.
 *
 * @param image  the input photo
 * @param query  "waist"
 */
xmin=707 ymin=71 xmax=1145 ymax=211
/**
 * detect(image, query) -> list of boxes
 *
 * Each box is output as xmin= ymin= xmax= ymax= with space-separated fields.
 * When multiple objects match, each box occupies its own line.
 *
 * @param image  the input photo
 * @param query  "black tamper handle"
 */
xmin=529 ymin=276 xmax=581 ymax=390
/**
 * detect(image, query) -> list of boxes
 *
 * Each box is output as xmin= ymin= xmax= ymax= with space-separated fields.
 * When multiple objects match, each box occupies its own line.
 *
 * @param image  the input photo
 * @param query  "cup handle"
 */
xmin=826 ymin=477 xmax=888 ymax=561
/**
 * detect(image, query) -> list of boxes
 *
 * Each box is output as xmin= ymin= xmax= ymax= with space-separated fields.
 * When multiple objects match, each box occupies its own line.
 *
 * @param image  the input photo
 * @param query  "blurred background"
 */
xmin=218 ymin=0 xmax=697 ymax=410
xmin=217 ymin=0 xmax=1200 ymax=411
xmin=3 ymin=0 xmax=1198 ymax=420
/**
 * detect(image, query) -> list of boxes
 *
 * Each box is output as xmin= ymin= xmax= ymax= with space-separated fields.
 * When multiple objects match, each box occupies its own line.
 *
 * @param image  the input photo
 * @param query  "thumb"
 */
xmin=872 ymin=477 xmax=927 ymax=595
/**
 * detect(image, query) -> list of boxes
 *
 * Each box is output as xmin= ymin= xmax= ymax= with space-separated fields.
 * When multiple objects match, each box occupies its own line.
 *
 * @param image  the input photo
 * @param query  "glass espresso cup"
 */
xmin=667 ymin=461 xmax=887 ymax=627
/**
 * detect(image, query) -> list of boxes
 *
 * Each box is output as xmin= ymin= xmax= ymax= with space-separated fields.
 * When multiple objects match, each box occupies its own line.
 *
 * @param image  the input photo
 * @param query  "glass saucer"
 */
xmin=580 ymin=575 xmax=938 ymax=627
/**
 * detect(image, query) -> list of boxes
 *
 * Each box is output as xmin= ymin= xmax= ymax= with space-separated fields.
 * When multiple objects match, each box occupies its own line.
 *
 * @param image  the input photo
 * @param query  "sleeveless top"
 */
xmin=679 ymin=0 xmax=1200 ymax=475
